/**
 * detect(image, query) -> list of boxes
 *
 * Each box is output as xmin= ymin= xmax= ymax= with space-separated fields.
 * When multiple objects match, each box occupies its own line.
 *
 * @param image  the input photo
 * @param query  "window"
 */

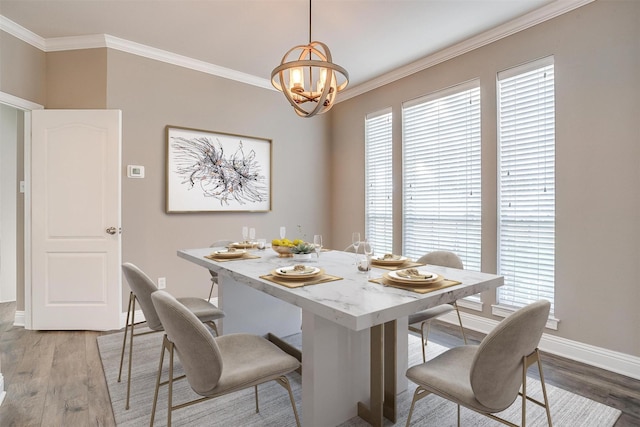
xmin=365 ymin=108 xmax=393 ymax=254
xmin=402 ymin=80 xmax=482 ymax=275
xmin=497 ymin=57 xmax=556 ymax=321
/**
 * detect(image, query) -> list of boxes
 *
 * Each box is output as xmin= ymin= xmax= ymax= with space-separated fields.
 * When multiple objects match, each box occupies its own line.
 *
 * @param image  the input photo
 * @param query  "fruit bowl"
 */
xmin=272 ymin=245 xmax=293 ymax=257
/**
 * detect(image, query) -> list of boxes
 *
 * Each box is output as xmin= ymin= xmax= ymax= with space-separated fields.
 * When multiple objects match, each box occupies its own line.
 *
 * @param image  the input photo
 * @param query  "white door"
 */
xmin=31 ymin=110 xmax=122 ymax=330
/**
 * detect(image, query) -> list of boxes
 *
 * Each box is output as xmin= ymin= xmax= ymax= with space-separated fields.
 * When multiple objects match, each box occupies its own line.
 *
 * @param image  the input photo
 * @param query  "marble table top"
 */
xmin=178 ymin=247 xmax=503 ymax=331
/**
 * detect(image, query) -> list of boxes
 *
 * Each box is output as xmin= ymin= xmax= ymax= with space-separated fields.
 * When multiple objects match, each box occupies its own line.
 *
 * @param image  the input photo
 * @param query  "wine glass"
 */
xmin=363 ymin=239 xmax=373 ymax=258
xmin=242 ymin=226 xmax=249 ymax=243
xmin=279 ymin=226 xmax=286 ymax=240
xmin=249 ymin=227 xmax=256 ymax=242
xmin=313 ymin=234 xmax=323 ymax=258
xmin=352 ymin=232 xmax=361 ymax=254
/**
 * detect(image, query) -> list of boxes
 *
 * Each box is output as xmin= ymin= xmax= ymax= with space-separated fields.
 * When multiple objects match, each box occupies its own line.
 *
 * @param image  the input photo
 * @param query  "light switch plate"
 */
xmin=127 ymin=165 xmax=145 ymax=178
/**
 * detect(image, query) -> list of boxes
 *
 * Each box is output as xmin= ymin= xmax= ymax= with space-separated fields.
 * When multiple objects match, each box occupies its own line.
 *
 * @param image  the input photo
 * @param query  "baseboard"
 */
xmin=438 ymin=311 xmax=640 ymax=381
xmin=13 ymin=310 xmax=24 ymax=327
xmin=0 ymin=373 xmax=5 ymax=407
xmin=15 ymin=310 xmax=145 ymax=330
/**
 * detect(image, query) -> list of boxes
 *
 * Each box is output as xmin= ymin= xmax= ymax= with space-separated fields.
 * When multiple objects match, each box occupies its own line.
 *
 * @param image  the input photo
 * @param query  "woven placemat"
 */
xmin=370 ymin=260 xmax=424 ymax=271
xmin=204 ymin=253 xmax=261 ymax=262
xmin=369 ymin=276 xmax=461 ymax=294
xmin=260 ymin=273 xmax=343 ymax=288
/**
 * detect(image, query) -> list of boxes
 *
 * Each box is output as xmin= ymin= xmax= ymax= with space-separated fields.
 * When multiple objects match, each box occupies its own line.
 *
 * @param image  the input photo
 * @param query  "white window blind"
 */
xmin=497 ymin=57 xmax=555 ymax=314
xmin=402 ymin=81 xmax=481 ymax=274
xmin=365 ymin=109 xmax=393 ymax=254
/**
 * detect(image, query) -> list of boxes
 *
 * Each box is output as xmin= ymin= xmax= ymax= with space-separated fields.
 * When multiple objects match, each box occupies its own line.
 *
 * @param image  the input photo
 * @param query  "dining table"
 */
xmin=178 ymin=246 xmax=503 ymax=427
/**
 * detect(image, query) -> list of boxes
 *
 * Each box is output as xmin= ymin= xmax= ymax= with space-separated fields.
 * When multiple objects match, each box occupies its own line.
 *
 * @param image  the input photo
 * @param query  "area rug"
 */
xmin=97 ymin=330 xmax=621 ymax=426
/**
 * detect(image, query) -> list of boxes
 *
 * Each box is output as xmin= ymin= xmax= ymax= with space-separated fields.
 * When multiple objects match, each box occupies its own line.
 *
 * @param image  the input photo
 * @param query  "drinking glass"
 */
xmin=242 ymin=226 xmax=249 ymax=242
xmin=352 ymin=232 xmax=361 ymax=253
xmin=358 ymin=239 xmax=373 ymax=272
xmin=279 ymin=226 xmax=286 ymax=240
xmin=249 ymin=227 xmax=256 ymax=242
xmin=313 ymin=234 xmax=323 ymax=258
xmin=363 ymin=239 xmax=373 ymax=257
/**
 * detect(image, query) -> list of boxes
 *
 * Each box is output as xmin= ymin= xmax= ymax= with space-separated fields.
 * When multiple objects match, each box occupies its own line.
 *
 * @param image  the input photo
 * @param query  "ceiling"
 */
xmin=1 ymin=0 xmax=570 ymax=94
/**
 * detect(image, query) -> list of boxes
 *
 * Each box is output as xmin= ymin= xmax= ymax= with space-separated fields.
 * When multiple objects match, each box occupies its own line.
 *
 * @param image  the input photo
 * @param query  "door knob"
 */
xmin=106 ymin=227 xmax=117 ymax=235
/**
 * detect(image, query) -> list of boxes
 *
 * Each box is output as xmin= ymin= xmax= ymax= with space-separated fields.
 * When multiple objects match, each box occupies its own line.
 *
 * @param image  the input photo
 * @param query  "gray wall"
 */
xmin=330 ymin=0 xmax=640 ymax=356
xmin=105 ymin=50 xmax=331 ymax=305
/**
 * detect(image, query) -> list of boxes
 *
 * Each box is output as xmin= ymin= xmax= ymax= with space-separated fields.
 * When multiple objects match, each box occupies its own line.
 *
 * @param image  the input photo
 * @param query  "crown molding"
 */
xmin=1 ymin=0 xmax=594 ymax=99
xmin=338 ymin=0 xmax=595 ymax=102
xmin=102 ymin=35 xmax=274 ymax=90
xmin=0 ymin=15 xmax=45 ymax=50
xmin=0 ymin=91 xmax=44 ymax=110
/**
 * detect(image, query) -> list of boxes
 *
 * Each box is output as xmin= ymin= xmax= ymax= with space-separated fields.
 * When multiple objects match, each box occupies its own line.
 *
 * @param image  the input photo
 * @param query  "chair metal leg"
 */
xmin=419 ymin=321 xmax=430 ymax=363
xmin=206 ymin=320 xmax=219 ymax=337
xmin=452 ymin=301 xmax=467 ymax=344
xmin=536 ymin=350 xmax=553 ymax=426
xmin=167 ymin=340 xmax=175 ymax=427
xmin=150 ymin=335 xmax=168 ymax=427
xmin=276 ymin=376 xmax=301 ymax=427
xmin=522 ymin=358 xmax=528 ymax=427
xmin=254 ymin=385 xmax=259 ymax=413
xmin=457 ymin=404 xmax=461 ymax=427
xmin=117 ymin=292 xmax=134 ymax=383
xmin=125 ymin=295 xmax=137 ymax=410
xmin=405 ymin=386 xmax=430 ymax=427
xmin=208 ymin=279 xmax=215 ymax=302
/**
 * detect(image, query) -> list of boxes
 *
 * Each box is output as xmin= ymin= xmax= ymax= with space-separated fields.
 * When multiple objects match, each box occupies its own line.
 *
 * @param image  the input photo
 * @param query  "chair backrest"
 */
xmin=151 ymin=290 xmax=223 ymax=395
xmin=122 ymin=263 xmax=163 ymax=330
xmin=344 ymin=244 xmax=366 ymax=254
xmin=417 ymin=251 xmax=464 ymax=269
xmin=470 ymin=299 xmax=551 ymax=411
xmin=210 ymin=240 xmax=233 ymax=248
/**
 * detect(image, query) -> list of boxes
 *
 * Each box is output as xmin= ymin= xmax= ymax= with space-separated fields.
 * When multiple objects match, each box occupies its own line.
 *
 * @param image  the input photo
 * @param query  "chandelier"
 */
xmin=271 ymin=0 xmax=349 ymax=118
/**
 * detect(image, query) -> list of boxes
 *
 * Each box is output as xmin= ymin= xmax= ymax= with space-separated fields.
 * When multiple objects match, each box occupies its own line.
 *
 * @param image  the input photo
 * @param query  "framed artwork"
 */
xmin=166 ymin=126 xmax=272 ymax=213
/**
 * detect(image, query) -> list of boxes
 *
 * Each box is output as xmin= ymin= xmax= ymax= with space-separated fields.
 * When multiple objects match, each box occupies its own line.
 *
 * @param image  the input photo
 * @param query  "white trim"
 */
xmin=437 ymin=310 xmax=640 ymax=381
xmin=102 ymin=35 xmax=274 ymax=91
xmin=0 ymin=15 xmax=45 ymax=50
xmin=23 ymin=112 xmax=32 ymax=329
xmin=1 ymin=0 xmax=593 ymax=99
xmin=19 ymin=308 xmax=141 ymax=330
xmin=13 ymin=310 xmax=24 ymax=327
xmin=0 ymin=92 xmax=43 ymax=111
xmin=456 ymin=298 xmax=483 ymax=312
xmin=0 ymin=373 xmax=5 ymax=407
xmin=492 ymin=304 xmax=559 ymax=330
xmin=339 ymin=0 xmax=595 ymax=101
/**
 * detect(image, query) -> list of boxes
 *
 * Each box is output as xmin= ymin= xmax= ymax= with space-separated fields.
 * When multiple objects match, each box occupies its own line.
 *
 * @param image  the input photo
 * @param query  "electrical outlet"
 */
xmin=158 ymin=277 xmax=166 ymax=289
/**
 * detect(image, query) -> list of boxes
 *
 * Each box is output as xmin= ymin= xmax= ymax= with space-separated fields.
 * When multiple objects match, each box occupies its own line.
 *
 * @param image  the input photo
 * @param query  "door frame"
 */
xmin=0 ymin=91 xmax=43 ymax=329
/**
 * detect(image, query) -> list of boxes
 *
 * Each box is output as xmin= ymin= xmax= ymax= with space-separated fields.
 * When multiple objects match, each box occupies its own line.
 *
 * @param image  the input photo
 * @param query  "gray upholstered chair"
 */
xmin=150 ymin=290 xmax=301 ymax=427
xmin=118 ymin=262 xmax=225 ymax=410
xmin=405 ymin=299 xmax=552 ymax=427
xmin=208 ymin=240 xmax=233 ymax=302
xmin=409 ymin=250 xmax=467 ymax=362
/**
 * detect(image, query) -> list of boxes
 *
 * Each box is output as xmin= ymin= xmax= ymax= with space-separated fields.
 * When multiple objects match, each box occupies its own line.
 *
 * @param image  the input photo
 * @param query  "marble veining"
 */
xmin=178 ymin=247 xmax=503 ymax=331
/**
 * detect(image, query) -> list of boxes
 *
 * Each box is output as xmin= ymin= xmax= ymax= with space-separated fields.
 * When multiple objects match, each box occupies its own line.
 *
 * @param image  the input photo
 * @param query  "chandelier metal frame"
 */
xmin=271 ymin=0 xmax=349 ymax=118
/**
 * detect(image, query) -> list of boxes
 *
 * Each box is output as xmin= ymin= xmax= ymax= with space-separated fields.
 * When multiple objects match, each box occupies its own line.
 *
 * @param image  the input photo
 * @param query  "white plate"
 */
xmin=274 ymin=265 xmax=321 ymax=277
xmin=230 ymin=242 xmax=256 ymax=249
xmin=371 ymin=254 xmax=408 ymax=265
xmin=388 ymin=269 xmax=438 ymax=283
xmin=212 ymin=249 xmax=246 ymax=258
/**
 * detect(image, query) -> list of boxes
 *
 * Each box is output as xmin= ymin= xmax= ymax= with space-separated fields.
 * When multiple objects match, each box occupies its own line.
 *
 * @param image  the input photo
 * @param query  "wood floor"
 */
xmin=0 ymin=301 xmax=638 ymax=426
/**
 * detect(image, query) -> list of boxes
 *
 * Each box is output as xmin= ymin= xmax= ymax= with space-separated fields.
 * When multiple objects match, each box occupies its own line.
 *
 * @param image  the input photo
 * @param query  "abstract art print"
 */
xmin=166 ymin=126 xmax=271 ymax=212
